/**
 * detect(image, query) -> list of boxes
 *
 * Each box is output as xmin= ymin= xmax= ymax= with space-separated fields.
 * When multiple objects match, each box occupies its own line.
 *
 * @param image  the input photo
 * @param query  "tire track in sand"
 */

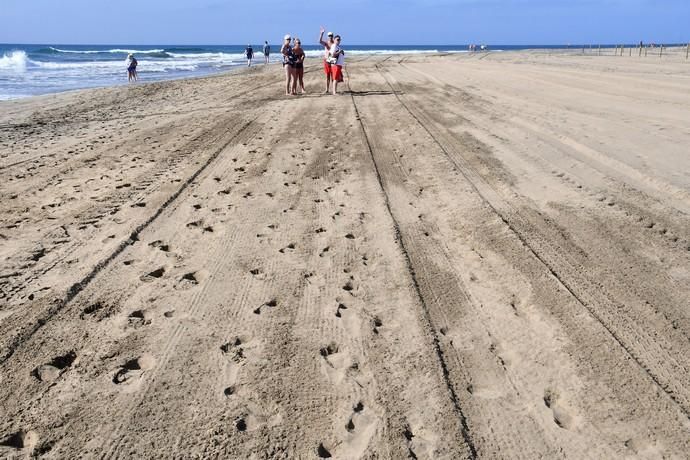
xmin=376 ymin=63 xmax=690 ymax=421
xmin=346 ymin=68 xmax=478 ymax=459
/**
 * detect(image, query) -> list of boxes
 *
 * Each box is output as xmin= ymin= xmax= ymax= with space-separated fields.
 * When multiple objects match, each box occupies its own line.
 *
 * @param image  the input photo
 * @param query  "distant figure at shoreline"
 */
xmin=263 ymin=41 xmax=270 ymax=64
xmin=245 ymin=44 xmax=254 ymax=67
xmin=319 ymin=27 xmax=335 ymax=93
xmin=127 ymin=54 xmax=138 ymax=82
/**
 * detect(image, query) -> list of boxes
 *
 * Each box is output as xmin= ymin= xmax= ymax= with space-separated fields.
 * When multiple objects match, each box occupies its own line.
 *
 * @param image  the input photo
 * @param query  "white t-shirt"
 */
xmin=329 ymin=43 xmax=345 ymax=66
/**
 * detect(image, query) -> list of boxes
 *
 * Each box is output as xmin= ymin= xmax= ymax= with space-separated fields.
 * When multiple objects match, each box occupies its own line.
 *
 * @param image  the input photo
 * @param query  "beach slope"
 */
xmin=1 ymin=52 xmax=689 ymax=458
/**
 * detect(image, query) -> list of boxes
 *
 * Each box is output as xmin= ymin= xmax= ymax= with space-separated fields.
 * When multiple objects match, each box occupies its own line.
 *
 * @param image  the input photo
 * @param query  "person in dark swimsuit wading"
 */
xmin=127 ymin=54 xmax=138 ymax=82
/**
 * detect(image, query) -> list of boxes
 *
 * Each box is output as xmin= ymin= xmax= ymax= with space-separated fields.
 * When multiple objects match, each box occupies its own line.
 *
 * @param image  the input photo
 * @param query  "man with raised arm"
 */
xmin=319 ymin=26 xmax=335 ymax=94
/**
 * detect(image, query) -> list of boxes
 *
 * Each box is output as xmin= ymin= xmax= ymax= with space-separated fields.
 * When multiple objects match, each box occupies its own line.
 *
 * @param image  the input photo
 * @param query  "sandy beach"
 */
xmin=1 ymin=50 xmax=690 ymax=458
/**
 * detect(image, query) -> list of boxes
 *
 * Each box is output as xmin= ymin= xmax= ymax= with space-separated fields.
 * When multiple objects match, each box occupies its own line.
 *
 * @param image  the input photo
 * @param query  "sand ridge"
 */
xmin=1 ymin=51 xmax=689 ymax=458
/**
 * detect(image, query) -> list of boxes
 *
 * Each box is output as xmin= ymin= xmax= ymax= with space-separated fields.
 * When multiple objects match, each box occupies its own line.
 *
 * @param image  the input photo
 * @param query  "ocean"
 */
xmin=0 ymin=43 xmax=648 ymax=100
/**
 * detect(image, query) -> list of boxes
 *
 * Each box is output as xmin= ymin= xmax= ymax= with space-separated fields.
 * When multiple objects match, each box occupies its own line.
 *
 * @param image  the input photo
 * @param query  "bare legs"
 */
xmin=324 ymin=61 xmax=332 ymax=93
xmin=285 ymin=65 xmax=296 ymax=95
xmin=331 ymin=66 xmax=341 ymax=95
xmin=297 ymin=68 xmax=305 ymax=94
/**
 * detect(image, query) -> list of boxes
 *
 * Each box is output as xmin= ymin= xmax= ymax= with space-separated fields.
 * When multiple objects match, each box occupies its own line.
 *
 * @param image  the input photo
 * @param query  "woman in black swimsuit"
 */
xmin=281 ymin=35 xmax=296 ymax=96
xmin=292 ymin=38 xmax=306 ymax=94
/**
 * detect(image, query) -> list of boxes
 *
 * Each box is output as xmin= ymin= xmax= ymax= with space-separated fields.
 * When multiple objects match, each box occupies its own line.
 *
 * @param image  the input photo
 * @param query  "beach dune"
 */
xmin=1 ymin=51 xmax=689 ymax=458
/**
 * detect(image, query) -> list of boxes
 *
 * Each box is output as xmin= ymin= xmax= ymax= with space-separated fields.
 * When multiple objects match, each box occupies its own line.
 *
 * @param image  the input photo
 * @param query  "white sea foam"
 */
xmin=302 ymin=48 xmax=452 ymax=58
xmin=50 ymin=47 xmax=166 ymax=55
xmin=168 ymin=52 xmax=239 ymax=59
xmin=107 ymin=48 xmax=166 ymax=54
xmin=0 ymin=51 xmax=28 ymax=72
xmin=2 ymin=45 xmax=473 ymax=100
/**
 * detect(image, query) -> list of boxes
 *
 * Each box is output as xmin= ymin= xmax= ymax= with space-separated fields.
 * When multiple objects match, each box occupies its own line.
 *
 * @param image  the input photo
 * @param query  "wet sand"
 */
xmin=1 ymin=50 xmax=690 ymax=458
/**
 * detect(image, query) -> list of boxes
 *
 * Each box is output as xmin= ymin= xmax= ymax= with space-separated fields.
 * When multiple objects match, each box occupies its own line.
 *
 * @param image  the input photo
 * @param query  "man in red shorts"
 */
xmin=329 ymin=35 xmax=345 ymax=95
xmin=319 ymin=26 xmax=335 ymax=94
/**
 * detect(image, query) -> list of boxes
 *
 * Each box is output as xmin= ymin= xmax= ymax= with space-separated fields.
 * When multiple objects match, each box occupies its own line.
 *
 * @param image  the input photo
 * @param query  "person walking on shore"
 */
xmin=281 ymin=35 xmax=296 ymax=95
xmin=245 ymin=44 xmax=254 ymax=67
xmin=319 ymin=27 xmax=335 ymax=93
xmin=329 ymin=35 xmax=345 ymax=95
xmin=292 ymin=38 xmax=306 ymax=94
xmin=127 ymin=54 xmax=138 ymax=82
xmin=263 ymin=41 xmax=270 ymax=64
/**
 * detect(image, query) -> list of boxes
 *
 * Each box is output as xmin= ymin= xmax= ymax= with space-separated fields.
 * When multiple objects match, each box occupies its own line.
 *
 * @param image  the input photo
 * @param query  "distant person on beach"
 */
xmin=281 ymin=34 xmax=297 ymax=95
xmin=245 ymin=44 xmax=254 ymax=67
xmin=292 ymin=38 xmax=306 ymax=94
xmin=127 ymin=54 xmax=138 ymax=82
xmin=319 ymin=27 xmax=335 ymax=93
xmin=263 ymin=41 xmax=270 ymax=64
xmin=329 ymin=35 xmax=345 ymax=95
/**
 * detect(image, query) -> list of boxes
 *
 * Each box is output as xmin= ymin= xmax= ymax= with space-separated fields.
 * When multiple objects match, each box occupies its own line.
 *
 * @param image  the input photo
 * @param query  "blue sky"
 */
xmin=1 ymin=0 xmax=688 ymax=45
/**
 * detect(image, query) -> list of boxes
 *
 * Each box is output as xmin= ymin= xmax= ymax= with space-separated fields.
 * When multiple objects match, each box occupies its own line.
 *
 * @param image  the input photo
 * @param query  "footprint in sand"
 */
xmin=335 ymin=303 xmax=347 ymax=318
xmin=319 ymin=342 xmax=339 ymax=359
xmin=175 ymin=272 xmax=200 ymax=290
xmin=220 ymin=337 xmax=247 ymax=363
xmin=140 ymin=267 xmax=165 ymax=282
xmin=112 ymin=354 xmax=155 ymax=385
xmin=0 ymin=430 xmax=39 ymax=452
xmin=372 ymin=316 xmax=383 ymax=334
xmin=128 ymin=310 xmax=151 ymax=327
xmin=543 ymin=388 xmax=577 ymax=430
xmin=339 ymin=401 xmax=380 ymax=458
xmin=148 ymin=240 xmax=170 ymax=252
xmin=253 ymin=299 xmax=278 ymax=315
xmin=33 ymin=351 xmax=77 ymax=382
xmin=279 ymin=243 xmax=295 ymax=254
xmin=317 ymin=443 xmax=333 ymax=458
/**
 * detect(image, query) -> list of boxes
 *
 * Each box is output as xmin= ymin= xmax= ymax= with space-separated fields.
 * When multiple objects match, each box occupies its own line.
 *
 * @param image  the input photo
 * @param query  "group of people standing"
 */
xmin=280 ymin=35 xmax=307 ymax=95
xmin=318 ymin=27 xmax=345 ymax=95
xmin=126 ymin=28 xmax=346 ymax=93
xmin=280 ymin=26 xmax=345 ymax=96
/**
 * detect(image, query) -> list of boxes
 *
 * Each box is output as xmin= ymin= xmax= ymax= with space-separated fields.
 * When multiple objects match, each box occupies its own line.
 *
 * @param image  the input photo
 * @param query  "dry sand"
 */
xmin=1 ymin=50 xmax=689 ymax=459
